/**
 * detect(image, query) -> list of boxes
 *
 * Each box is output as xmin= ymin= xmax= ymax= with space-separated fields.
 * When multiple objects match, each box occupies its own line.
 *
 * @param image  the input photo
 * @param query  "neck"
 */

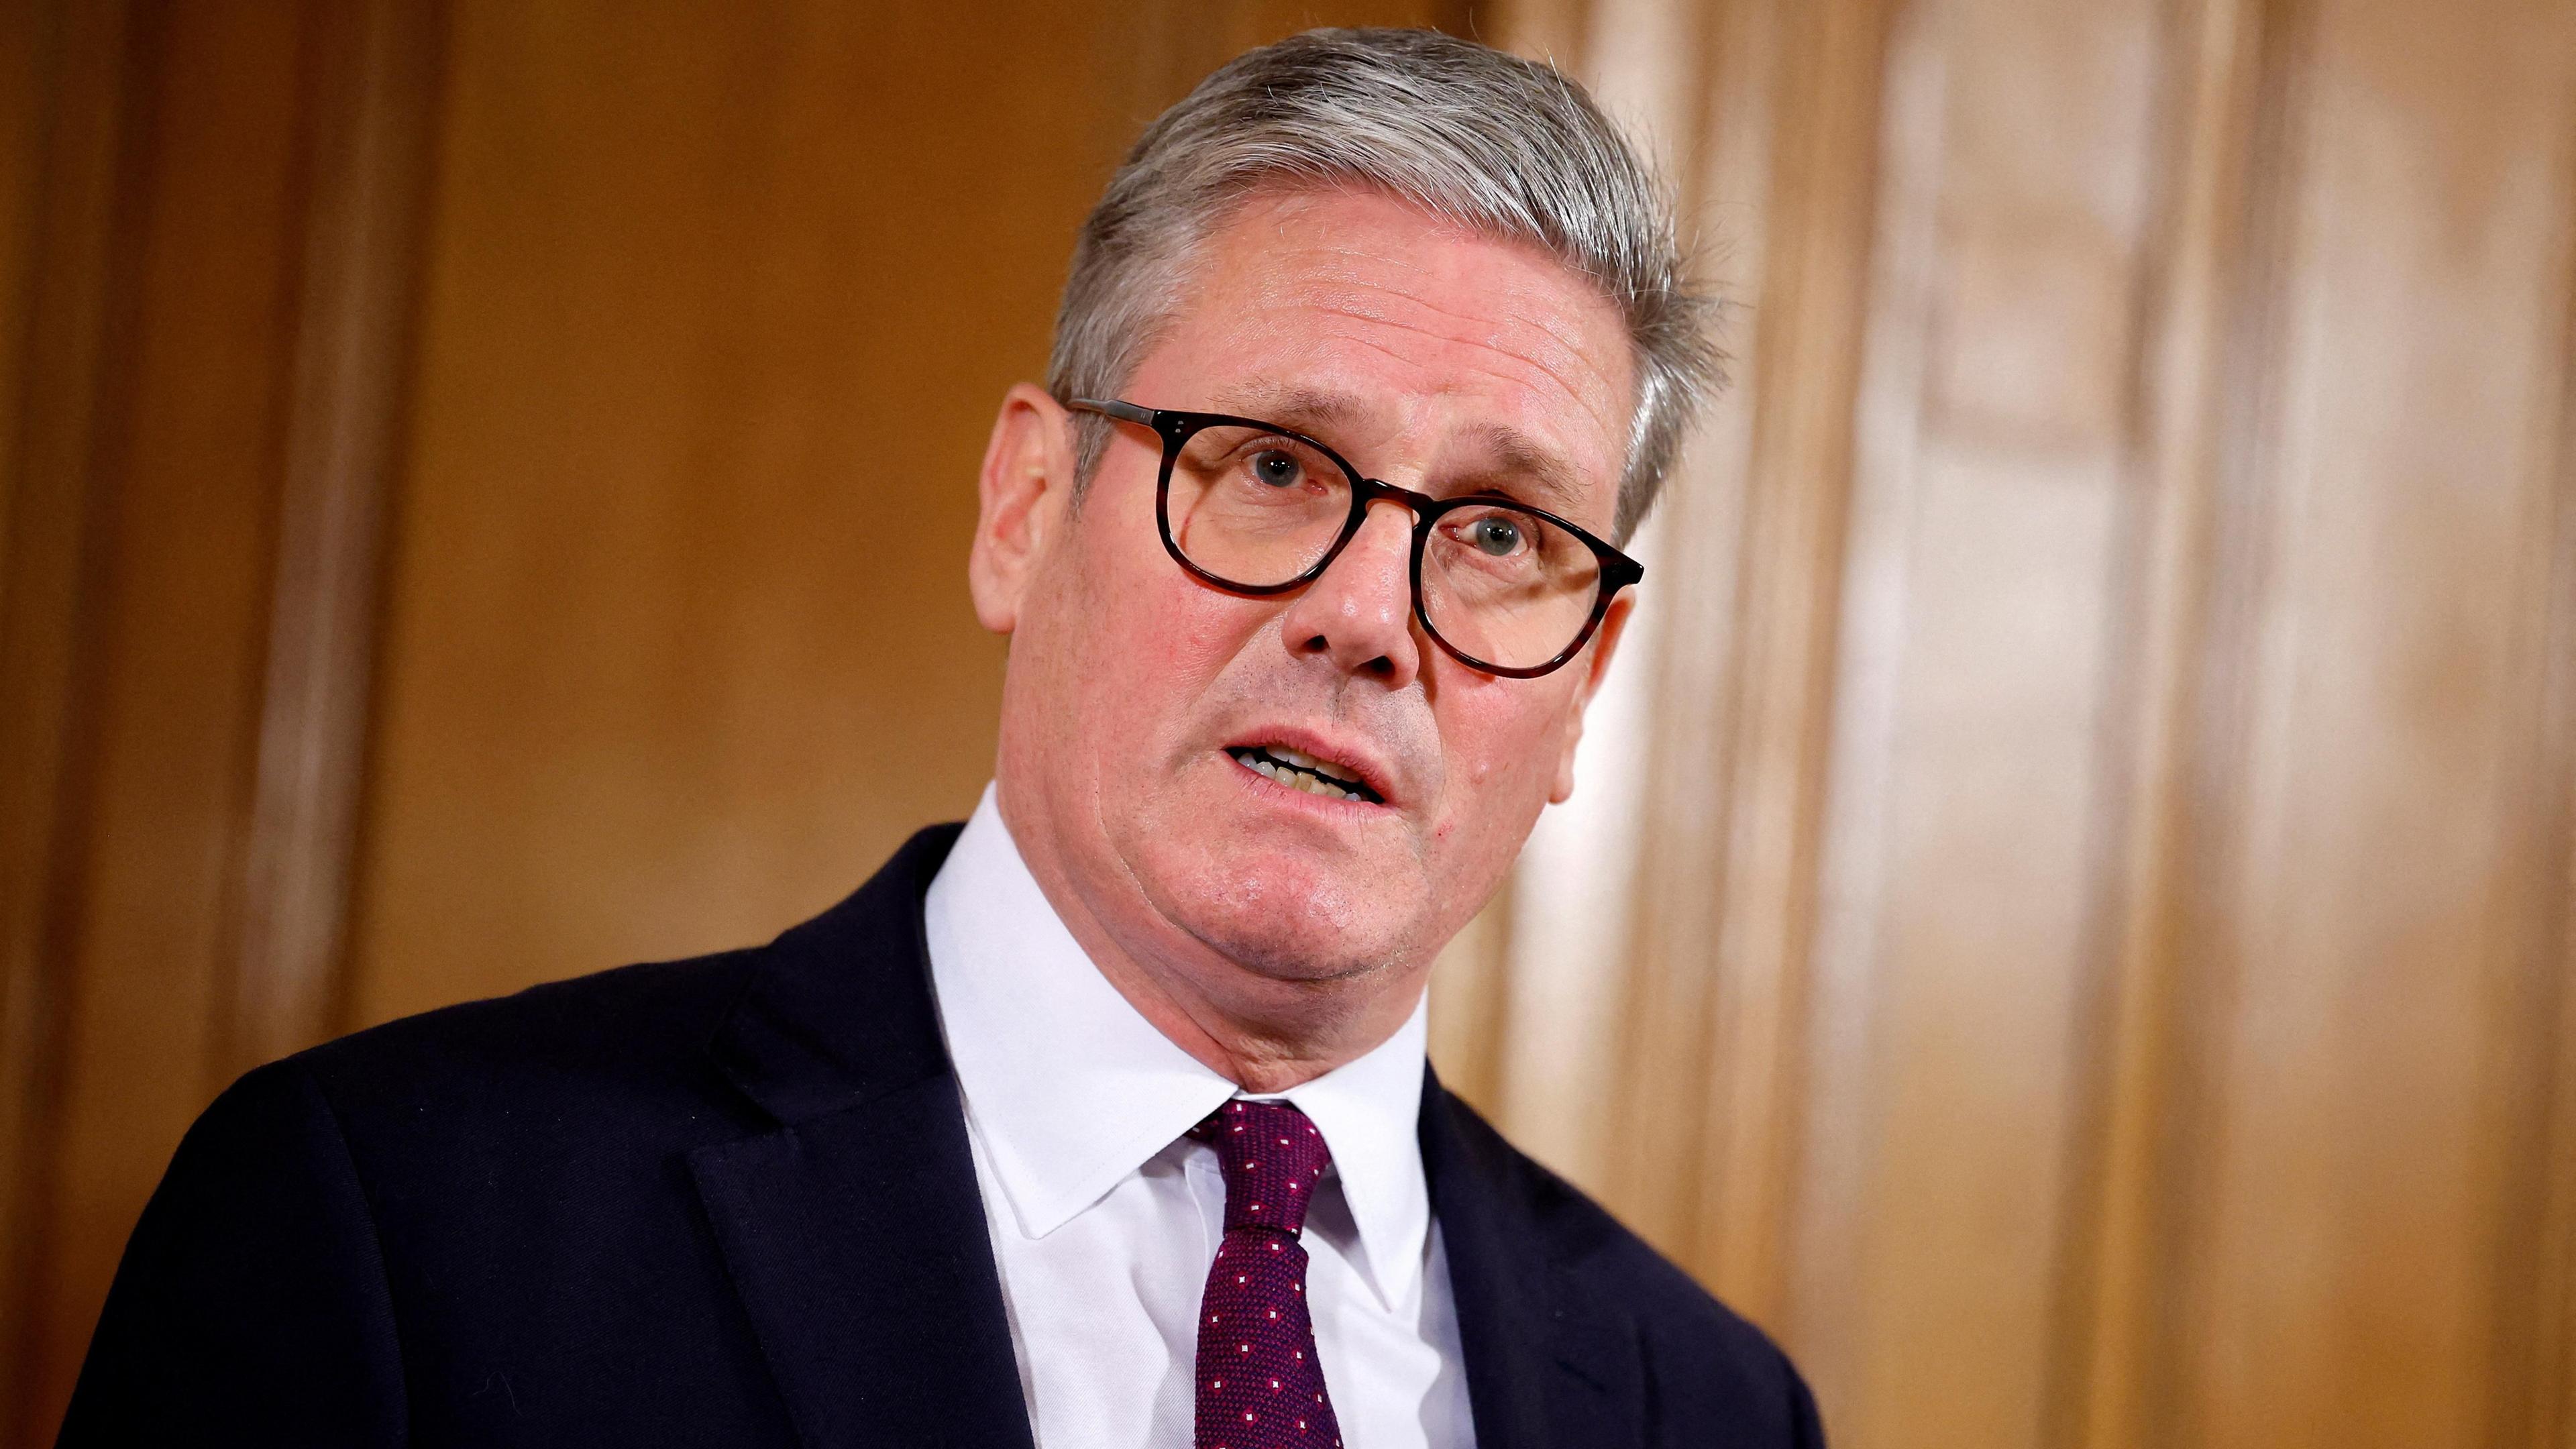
xmin=994 ymin=784 xmax=1426 ymax=1094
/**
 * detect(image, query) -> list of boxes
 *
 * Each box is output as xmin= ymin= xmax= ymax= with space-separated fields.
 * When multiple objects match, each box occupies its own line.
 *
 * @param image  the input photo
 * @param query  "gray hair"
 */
xmin=1047 ymin=27 xmax=1717 ymax=541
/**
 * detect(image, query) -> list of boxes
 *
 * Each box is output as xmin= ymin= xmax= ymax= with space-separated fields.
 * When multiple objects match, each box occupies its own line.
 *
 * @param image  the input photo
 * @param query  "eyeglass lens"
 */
xmin=1166 ymin=423 xmax=1605 ymax=672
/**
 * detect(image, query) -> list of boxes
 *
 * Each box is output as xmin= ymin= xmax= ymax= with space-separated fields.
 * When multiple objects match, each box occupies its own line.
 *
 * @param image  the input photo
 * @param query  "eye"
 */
xmin=1248 ymin=449 xmax=1305 ymax=488
xmin=1466 ymin=515 xmax=1523 ymax=556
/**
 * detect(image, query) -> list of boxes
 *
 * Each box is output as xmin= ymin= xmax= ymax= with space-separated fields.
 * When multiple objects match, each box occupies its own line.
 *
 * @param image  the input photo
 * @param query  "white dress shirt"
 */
xmin=922 ymin=784 xmax=1475 ymax=1449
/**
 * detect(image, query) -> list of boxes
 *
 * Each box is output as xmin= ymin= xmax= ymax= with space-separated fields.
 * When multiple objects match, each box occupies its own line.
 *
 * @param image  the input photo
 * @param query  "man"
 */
xmin=64 ymin=28 xmax=1821 ymax=1448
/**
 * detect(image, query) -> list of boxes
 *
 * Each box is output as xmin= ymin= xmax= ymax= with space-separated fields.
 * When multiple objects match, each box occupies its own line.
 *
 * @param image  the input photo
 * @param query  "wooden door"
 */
xmin=1434 ymin=1 xmax=2576 ymax=1447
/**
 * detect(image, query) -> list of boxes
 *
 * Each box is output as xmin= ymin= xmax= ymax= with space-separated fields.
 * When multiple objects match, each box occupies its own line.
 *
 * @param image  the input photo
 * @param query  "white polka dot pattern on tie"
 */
xmin=1187 ymin=1100 xmax=1342 ymax=1449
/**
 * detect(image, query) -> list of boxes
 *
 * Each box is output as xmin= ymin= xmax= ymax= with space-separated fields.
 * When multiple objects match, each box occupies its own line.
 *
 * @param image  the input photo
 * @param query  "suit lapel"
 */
xmin=690 ymin=826 xmax=1034 ymax=1449
xmin=689 ymin=1080 xmax=1032 ymax=1449
xmin=1420 ymin=1069 xmax=1644 ymax=1449
xmin=690 ymin=830 xmax=1636 ymax=1448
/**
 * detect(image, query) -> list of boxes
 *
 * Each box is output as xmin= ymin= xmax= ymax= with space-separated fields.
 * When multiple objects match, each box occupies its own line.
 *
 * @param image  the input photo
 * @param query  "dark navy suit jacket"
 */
xmin=62 ymin=825 xmax=1823 ymax=1447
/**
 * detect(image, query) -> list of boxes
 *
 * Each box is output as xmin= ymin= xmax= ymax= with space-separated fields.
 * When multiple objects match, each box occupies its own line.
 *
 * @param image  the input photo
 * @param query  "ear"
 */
xmin=1548 ymin=590 xmax=1634 ymax=804
xmin=968 ymin=384 xmax=1077 ymax=635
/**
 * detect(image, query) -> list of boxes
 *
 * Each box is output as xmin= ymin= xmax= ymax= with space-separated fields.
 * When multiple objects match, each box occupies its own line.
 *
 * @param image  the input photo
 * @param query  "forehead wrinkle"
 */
xmin=1360 ymin=276 xmax=1619 ymax=393
xmin=1279 ymin=301 xmax=1616 ymax=446
xmin=1318 ymin=327 xmax=1612 ymax=507
xmin=1234 ymin=229 xmax=1616 ymax=373
xmin=1264 ymin=278 xmax=1625 ymax=423
xmin=1205 ymin=187 xmax=1633 ymax=417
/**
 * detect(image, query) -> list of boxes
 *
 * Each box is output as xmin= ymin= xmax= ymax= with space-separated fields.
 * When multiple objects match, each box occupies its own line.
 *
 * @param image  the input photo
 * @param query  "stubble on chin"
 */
xmin=1121 ymin=822 xmax=1430 ymax=989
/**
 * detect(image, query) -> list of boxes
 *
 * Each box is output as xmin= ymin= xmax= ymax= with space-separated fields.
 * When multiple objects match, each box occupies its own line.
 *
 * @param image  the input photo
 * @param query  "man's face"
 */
xmin=984 ymin=186 xmax=1635 ymax=998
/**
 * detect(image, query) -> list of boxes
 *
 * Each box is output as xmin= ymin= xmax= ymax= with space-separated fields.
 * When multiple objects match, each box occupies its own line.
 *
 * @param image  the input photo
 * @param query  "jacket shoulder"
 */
xmin=293 ymin=824 xmax=963 ymax=1132
xmin=312 ymin=945 xmax=759 ymax=1062
xmin=297 ymin=949 xmax=762 ymax=1106
xmin=1436 ymin=1089 xmax=1823 ymax=1441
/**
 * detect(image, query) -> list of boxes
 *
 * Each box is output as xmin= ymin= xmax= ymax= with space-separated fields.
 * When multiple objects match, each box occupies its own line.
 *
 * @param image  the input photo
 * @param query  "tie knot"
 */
xmin=1189 ymin=1099 xmax=1333 ymax=1236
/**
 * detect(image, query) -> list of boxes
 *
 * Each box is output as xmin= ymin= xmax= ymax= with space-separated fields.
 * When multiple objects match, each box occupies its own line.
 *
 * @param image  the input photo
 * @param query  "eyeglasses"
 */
xmin=1067 ymin=398 xmax=1642 ymax=679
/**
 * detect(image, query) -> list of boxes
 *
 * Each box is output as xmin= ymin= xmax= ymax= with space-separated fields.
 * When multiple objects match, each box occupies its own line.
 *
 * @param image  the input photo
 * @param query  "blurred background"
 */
xmin=2 ymin=0 xmax=2571 ymax=1444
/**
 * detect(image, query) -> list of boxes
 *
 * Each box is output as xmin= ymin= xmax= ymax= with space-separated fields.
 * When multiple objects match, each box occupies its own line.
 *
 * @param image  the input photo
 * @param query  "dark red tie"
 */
xmin=1189 ymin=1099 xmax=1343 ymax=1449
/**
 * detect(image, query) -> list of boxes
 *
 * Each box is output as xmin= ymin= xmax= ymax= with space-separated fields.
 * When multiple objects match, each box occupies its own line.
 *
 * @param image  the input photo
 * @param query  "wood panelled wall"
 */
xmin=1432 ymin=1 xmax=2576 ymax=1448
xmin=1 ymin=0 xmax=2567 ymax=1446
xmin=0 ymin=1 xmax=1468 ymax=1439
xmin=1 ymin=1 xmax=445 ymax=1438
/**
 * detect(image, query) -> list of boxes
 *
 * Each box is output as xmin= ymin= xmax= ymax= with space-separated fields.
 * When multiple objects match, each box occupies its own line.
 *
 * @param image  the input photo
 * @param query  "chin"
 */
xmin=1132 ymin=836 xmax=1424 ymax=985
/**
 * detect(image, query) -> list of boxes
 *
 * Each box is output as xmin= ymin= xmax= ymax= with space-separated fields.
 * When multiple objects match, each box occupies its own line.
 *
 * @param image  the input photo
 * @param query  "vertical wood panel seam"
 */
xmin=1599 ymin=0 xmax=1739 ymax=1265
xmin=198 ymin=0 xmax=327 ymax=1102
xmin=2502 ymin=111 xmax=2576 ymax=1449
xmin=1688 ymin=0 xmax=1893 ymax=1326
xmin=219 ymin=0 xmax=446 ymax=1087
xmin=1771 ymin=0 xmax=1945 ymax=1421
xmin=0 ymin=0 xmax=91 ymax=1425
xmin=2044 ymin=0 xmax=2262 ymax=1444
xmin=2153 ymin=1 xmax=2316 ymax=1440
xmin=2049 ymin=0 xmax=2320 ymax=1442
xmin=0 ymin=3 xmax=163 ymax=1439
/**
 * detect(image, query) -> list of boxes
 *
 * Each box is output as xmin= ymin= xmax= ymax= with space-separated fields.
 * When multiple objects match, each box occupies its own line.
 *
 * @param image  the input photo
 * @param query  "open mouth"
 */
xmin=1226 ymin=744 xmax=1385 ymax=805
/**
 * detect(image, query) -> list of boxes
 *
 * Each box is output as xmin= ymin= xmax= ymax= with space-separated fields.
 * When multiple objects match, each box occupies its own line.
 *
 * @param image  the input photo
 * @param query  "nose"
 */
xmin=1278 ymin=496 xmax=1422 ymax=687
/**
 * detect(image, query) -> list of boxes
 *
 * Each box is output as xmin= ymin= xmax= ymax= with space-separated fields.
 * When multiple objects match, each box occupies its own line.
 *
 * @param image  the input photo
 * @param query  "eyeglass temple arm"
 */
xmin=1067 ymin=397 xmax=1155 ymax=426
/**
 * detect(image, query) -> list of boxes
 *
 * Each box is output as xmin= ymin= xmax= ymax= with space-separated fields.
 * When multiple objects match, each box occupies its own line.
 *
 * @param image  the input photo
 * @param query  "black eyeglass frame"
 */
xmin=1068 ymin=398 xmax=1644 ymax=680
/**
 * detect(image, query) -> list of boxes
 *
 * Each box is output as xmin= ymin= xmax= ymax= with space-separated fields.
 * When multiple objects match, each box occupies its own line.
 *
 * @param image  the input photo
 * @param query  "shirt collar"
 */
xmin=1264 ymin=999 xmax=1430 ymax=1311
xmin=923 ymin=784 xmax=1431 ymax=1309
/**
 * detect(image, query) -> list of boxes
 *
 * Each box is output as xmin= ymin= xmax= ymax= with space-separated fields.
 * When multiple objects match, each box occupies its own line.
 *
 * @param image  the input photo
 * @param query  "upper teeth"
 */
xmin=1268 ymin=745 xmax=1359 ymax=783
xmin=1235 ymin=745 xmax=1373 ymax=802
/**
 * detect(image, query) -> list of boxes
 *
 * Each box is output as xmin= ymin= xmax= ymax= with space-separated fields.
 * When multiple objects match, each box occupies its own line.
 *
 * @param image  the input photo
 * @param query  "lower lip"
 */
xmin=1224 ymin=752 xmax=1388 ymax=814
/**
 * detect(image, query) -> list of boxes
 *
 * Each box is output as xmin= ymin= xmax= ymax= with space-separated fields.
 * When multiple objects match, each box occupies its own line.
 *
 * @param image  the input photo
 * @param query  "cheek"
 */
xmin=1427 ymin=680 xmax=1579 ymax=845
xmin=1056 ymin=508 xmax=1267 ymax=747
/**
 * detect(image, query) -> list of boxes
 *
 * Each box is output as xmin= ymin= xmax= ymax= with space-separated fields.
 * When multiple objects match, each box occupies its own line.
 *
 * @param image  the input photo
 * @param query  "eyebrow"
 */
xmin=1206 ymin=383 xmax=1372 ymax=441
xmin=1204 ymin=383 xmax=1596 ymax=518
xmin=1456 ymin=423 xmax=1589 ymax=516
